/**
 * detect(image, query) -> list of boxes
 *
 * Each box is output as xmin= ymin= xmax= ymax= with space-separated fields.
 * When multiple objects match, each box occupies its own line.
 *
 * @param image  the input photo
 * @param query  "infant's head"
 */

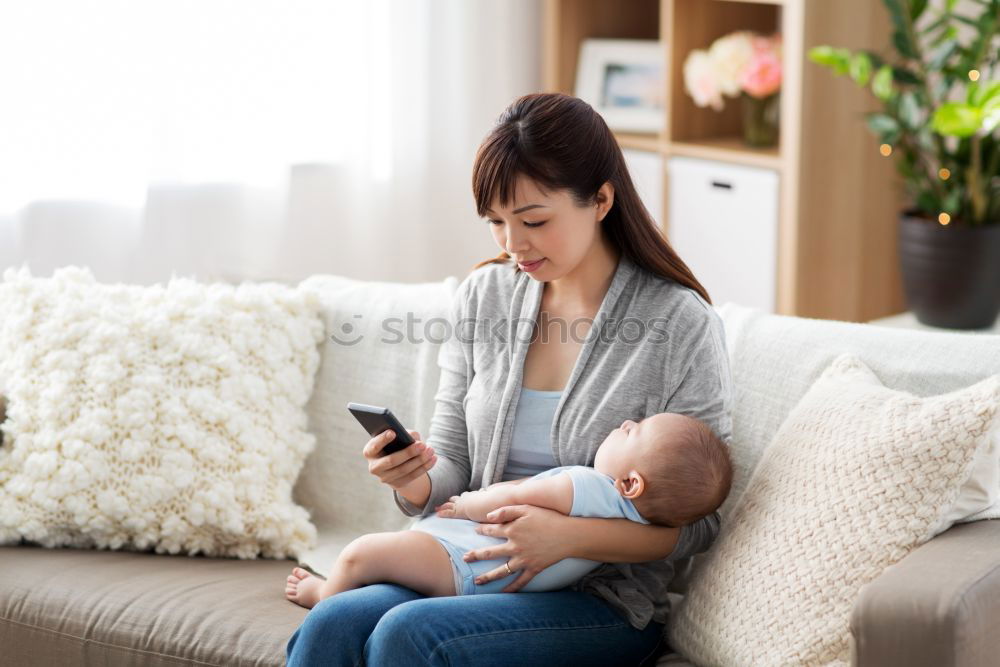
xmin=593 ymin=412 xmax=732 ymax=527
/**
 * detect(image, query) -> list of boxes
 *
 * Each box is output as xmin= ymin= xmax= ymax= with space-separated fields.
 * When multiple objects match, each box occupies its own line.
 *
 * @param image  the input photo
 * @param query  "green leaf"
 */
xmin=922 ymin=13 xmax=948 ymax=35
xmin=932 ymin=76 xmax=952 ymax=101
xmin=898 ymin=91 xmax=923 ymax=128
xmin=849 ymin=53 xmax=873 ymax=86
xmin=926 ymin=15 xmax=954 ymax=47
xmin=929 ymin=41 xmax=958 ymax=70
xmin=867 ymin=113 xmax=900 ymax=134
xmin=807 ymin=45 xmax=836 ymax=64
xmin=971 ymin=81 xmax=1000 ymax=107
xmin=966 ymin=81 xmax=981 ymax=105
xmin=909 ymin=0 xmax=929 ymax=20
xmin=808 ymin=46 xmax=853 ymax=75
xmin=872 ymin=65 xmax=895 ymax=101
xmin=892 ymin=67 xmax=922 ymax=85
xmin=892 ymin=30 xmax=918 ymax=59
xmin=952 ymin=13 xmax=980 ymax=27
xmin=930 ymin=28 xmax=957 ymax=56
xmin=975 ymin=8 xmax=996 ymax=30
xmin=915 ymin=127 xmax=938 ymax=152
xmin=883 ymin=0 xmax=918 ymax=57
xmin=983 ymin=97 xmax=1000 ymax=133
xmin=882 ymin=0 xmax=908 ymax=29
xmin=860 ymin=50 xmax=887 ymax=68
xmin=932 ymin=103 xmax=982 ymax=137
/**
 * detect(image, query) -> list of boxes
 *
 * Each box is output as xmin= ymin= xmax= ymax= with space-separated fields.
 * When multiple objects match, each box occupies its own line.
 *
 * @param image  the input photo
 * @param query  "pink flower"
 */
xmin=741 ymin=38 xmax=782 ymax=98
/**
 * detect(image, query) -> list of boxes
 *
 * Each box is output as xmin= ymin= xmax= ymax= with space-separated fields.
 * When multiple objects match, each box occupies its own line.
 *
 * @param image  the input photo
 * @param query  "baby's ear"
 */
xmin=615 ymin=471 xmax=646 ymax=499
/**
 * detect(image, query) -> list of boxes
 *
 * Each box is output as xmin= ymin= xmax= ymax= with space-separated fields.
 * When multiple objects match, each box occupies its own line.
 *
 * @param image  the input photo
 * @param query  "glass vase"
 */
xmin=741 ymin=91 xmax=780 ymax=148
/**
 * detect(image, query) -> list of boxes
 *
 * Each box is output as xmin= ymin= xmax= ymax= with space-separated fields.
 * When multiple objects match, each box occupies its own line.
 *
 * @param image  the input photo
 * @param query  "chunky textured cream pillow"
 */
xmin=668 ymin=352 xmax=1000 ymax=667
xmin=0 ymin=266 xmax=325 ymax=559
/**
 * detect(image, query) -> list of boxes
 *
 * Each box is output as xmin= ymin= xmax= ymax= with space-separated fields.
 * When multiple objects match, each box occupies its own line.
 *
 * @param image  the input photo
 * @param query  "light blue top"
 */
xmin=533 ymin=465 xmax=649 ymax=525
xmin=500 ymin=387 xmax=561 ymax=481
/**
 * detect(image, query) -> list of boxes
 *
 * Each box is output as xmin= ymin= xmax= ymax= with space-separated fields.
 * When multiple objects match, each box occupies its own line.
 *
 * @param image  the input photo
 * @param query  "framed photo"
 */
xmin=574 ymin=39 xmax=665 ymax=134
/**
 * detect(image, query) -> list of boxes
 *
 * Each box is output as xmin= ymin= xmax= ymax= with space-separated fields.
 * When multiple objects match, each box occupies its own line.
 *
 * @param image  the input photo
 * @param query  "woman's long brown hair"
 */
xmin=470 ymin=92 xmax=711 ymax=304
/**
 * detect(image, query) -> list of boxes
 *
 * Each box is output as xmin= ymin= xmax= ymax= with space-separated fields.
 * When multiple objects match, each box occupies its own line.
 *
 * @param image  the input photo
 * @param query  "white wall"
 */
xmin=0 ymin=0 xmax=542 ymax=287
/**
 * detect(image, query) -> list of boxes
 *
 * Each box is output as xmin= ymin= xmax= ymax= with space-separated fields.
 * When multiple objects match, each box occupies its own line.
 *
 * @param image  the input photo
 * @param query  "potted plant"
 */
xmin=809 ymin=0 xmax=999 ymax=329
xmin=683 ymin=31 xmax=783 ymax=147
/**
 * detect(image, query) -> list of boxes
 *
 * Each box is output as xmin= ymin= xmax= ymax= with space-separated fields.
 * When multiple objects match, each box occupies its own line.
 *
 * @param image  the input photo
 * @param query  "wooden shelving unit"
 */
xmin=542 ymin=0 xmax=906 ymax=322
xmin=669 ymin=137 xmax=782 ymax=170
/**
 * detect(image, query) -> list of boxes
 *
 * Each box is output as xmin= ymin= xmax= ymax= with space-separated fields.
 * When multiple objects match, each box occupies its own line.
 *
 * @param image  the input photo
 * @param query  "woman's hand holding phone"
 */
xmin=363 ymin=428 xmax=437 ymax=491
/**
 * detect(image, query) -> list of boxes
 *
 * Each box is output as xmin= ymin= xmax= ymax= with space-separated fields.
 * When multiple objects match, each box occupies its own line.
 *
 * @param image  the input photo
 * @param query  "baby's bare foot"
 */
xmin=285 ymin=566 xmax=324 ymax=609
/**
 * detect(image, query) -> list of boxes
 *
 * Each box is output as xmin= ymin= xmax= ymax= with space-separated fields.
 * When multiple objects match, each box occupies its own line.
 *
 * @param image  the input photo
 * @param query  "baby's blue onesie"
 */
xmin=410 ymin=464 xmax=650 ymax=595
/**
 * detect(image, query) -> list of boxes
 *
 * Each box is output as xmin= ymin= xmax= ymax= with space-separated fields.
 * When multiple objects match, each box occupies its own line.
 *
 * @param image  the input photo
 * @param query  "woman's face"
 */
xmin=484 ymin=174 xmax=613 ymax=280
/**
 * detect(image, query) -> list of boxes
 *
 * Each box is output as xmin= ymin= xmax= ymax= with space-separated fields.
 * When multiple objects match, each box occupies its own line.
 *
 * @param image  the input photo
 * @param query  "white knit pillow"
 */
xmin=0 ymin=266 xmax=325 ymax=559
xmin=668 ymin=353 xmax=1000 ymax=667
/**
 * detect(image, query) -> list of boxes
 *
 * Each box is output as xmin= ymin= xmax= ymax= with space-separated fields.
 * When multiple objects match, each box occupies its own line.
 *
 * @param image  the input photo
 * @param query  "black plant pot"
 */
xmin=898 ymin=211 xmax=1000 ymax=329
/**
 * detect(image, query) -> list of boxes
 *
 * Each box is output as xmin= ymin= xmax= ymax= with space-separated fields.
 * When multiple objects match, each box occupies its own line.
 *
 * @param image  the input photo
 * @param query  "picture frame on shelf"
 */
xmin=574 ymin=39 xmax=665 ymax=134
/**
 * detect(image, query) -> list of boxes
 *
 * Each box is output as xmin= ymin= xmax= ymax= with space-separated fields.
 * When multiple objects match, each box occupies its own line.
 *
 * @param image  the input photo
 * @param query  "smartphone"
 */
xmin=346 ymin=402 xmax=416 ymax=456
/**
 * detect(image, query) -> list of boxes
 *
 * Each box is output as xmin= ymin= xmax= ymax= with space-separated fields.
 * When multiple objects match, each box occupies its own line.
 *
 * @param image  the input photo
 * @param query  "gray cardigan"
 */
xmin=395 ymin=252 xmax=734 ymax=630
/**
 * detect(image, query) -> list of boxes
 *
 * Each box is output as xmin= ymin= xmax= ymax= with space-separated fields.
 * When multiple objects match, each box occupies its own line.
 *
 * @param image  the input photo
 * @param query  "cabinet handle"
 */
xmin=711 ymin=180 xmax=733 ymax=190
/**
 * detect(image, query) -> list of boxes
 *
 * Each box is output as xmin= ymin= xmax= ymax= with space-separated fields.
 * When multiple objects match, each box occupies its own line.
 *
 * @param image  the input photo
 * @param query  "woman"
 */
xmin=286 ymin=92 xmax=734 ymax=666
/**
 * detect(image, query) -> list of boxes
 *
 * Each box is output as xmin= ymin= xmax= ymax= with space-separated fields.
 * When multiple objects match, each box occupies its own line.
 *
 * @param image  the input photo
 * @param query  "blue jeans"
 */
xmin=285 ymin=584 xmax=665 ymax=666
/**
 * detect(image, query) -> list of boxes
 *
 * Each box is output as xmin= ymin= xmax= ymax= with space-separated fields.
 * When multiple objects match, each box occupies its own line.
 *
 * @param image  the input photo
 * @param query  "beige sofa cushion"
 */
xmin=293 ymin=273 xmax=458 ymax=575
xmin=0 ymin=544 xmax=304 ymax=666
xmin=668 ymin=353 xmax=1000 ymax=666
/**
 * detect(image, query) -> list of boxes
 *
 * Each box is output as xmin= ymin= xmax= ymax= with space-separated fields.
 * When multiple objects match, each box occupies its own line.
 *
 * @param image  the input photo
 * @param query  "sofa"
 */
xmin=1 ymin=271 xmax=998 ymax=667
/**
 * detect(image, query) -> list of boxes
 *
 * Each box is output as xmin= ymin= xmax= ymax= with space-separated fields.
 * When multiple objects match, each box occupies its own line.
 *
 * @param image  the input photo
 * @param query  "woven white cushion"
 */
xmin=0 ymin=266 xmax=325 ymax=559
xmin=667 ymin=352 xmax=1000 ymax=667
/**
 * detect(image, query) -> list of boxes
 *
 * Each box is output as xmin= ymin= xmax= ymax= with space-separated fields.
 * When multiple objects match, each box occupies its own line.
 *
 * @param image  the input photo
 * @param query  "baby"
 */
xmin=285 ymin=412 xmax=732 ymax=607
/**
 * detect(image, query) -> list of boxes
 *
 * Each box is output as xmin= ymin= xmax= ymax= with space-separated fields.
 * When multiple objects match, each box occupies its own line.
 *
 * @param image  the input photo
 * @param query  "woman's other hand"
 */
xmin=462 ymin=505 xmax=573 ymax=593
xmin=362 ymin=429 xmax=436 ymax=490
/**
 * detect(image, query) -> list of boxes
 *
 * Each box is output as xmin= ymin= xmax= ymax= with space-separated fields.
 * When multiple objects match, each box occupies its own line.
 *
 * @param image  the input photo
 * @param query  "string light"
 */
xmin=969 ymin=69 xmax=980 ymax=81
xmin=939 ymin=168 xmax=950 ymax=180
xmin=938 ymin=212 xmax=951 ymax=225
xmin=879 ymin=143 xmax=892 ymax=156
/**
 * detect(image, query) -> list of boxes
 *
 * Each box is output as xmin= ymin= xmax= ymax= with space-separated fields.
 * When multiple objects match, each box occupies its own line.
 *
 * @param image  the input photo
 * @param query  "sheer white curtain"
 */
xmin=0 ymin=0 xmax=541 ymax=284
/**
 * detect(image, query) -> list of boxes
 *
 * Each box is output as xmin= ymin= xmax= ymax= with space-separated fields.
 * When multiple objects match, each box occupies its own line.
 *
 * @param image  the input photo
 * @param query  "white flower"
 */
xmin=709 ymin=31 xmax=755 ymax=97
xmin=683 ymin=49 xmax=724 ymax=111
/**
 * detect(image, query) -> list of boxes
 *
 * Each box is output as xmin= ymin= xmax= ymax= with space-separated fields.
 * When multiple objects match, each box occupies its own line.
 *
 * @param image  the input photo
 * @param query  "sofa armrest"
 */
xmin=851 ymin=519 xmax=1000 ymax=667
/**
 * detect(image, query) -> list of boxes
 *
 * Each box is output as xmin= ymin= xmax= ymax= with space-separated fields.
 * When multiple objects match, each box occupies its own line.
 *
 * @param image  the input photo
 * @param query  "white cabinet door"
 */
xmin=666 ymin=156 xmax=779 ymax=312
